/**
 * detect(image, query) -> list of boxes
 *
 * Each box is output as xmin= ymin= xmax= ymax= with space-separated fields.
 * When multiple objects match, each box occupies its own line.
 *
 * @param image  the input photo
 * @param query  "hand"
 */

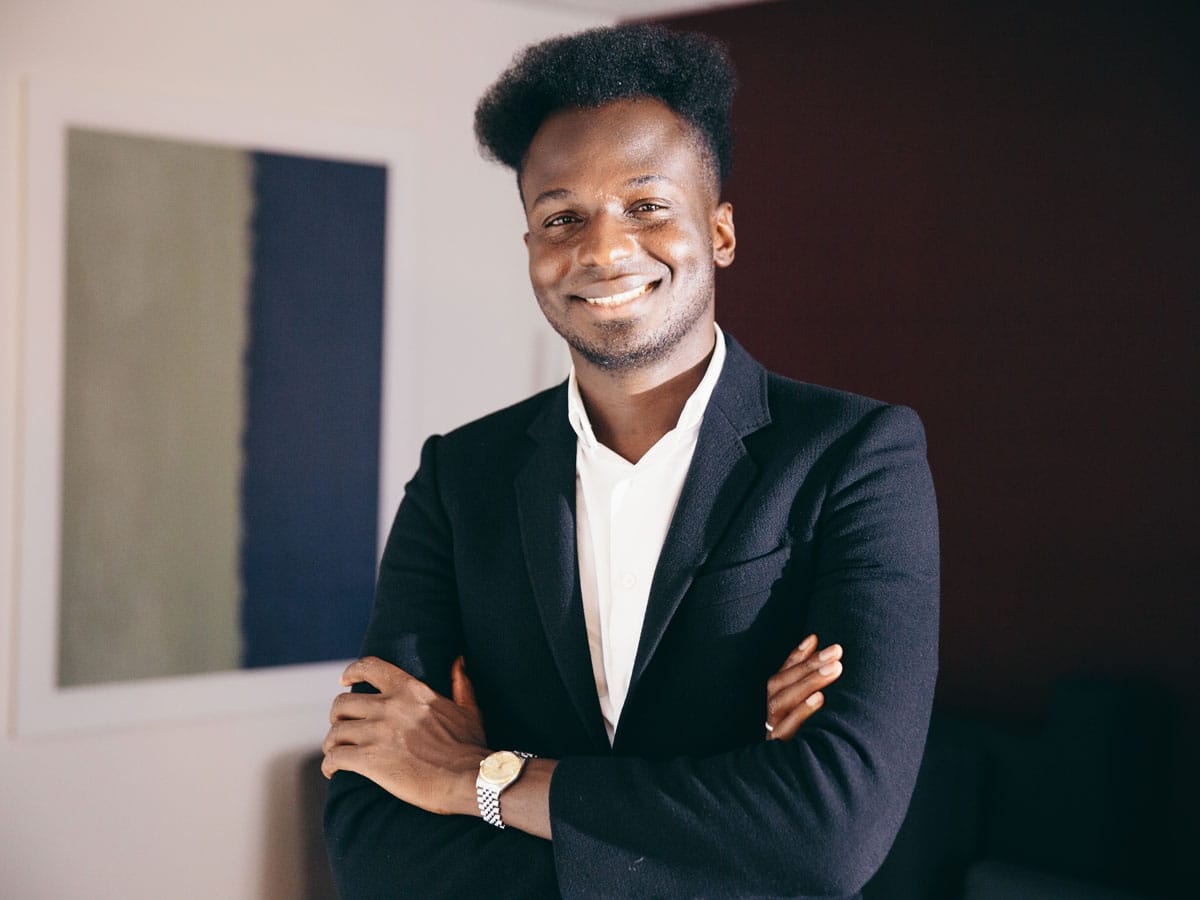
xmin=322 ymin=656 xmax=489 ymax=816
xmin=764 ymin=634 xmax=843 ymax=741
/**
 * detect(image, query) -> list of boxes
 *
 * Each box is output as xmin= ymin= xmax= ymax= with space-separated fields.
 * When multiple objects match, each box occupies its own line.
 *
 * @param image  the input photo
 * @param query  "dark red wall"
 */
xmin=655 ymin=1 xmax=1198 ymax=724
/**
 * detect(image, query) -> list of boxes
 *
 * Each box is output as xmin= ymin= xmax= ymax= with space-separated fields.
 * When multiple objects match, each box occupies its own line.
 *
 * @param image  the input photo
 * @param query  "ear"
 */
xmin=523 ymin=232 xmax=530 ymax=248
xmin=711 ymin=201 xmax=735 ymax=268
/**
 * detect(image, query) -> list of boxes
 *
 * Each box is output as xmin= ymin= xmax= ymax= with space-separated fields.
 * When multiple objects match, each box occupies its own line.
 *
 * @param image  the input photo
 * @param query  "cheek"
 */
xmin=659 ymin=229 xmax=709 ymax=274
xmin=528 ymin=246 xmax=569 ymax=294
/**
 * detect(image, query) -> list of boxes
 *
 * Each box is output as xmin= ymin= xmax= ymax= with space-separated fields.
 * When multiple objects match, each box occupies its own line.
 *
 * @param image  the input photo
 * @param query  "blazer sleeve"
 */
xmin=548 ymin=405 xmax=940 ymax=899
xmin=323 ymin=435 xmax=561 ymax=900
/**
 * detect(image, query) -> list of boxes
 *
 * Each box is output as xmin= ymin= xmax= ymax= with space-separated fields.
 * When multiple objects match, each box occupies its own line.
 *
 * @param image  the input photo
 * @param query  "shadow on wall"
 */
xmin=299 ymin=750 xmax=339 ymax=900
xmin=263 ymin=746 xmax=333 ymax=900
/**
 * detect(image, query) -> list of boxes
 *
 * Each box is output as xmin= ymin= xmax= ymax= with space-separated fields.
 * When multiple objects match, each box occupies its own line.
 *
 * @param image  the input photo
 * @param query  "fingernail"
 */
xmin=819 ymin=660 xmax=841 ymax=677
xmin=789 ymin=635 xmax=816 ymax=660
xmin=806 ymin=692 xmax=824 ymax=707
xmin=818 ymin=644 xmax=841 ymax=662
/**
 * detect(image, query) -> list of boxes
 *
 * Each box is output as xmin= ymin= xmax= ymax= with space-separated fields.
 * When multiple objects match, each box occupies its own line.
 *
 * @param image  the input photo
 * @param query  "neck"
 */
xmin=573 ymin=328 xmax=716 ymax=464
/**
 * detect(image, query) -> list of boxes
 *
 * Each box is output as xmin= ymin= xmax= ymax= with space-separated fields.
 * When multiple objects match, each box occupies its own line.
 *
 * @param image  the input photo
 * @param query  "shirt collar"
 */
xmin=567 ymin=323 xmax=727 ymax=450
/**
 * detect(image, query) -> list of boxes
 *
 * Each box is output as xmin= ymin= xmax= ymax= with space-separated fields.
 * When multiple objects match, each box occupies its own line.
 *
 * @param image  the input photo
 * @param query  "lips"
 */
xmin=572 ymin=279 xmax=660 ymax=309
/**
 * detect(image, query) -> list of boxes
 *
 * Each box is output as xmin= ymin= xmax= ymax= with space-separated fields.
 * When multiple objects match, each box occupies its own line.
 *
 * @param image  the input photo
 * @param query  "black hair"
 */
xmin=474 ymin=23 xmax=737 ymax=188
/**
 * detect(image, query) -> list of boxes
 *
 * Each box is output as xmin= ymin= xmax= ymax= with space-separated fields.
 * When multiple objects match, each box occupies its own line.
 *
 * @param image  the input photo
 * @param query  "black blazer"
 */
xmin=325 ymin=335 xmax=940 ymax=899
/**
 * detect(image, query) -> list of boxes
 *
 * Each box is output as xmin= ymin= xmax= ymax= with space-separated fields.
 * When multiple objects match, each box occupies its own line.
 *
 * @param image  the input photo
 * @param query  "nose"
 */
xmin=576 ymin=212 xmax=634 ymax=268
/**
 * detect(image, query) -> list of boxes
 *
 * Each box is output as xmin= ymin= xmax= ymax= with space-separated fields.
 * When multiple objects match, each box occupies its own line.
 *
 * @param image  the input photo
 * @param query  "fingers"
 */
xmin=766 ymin=660 xmax=841 ymax=738
xmin=330 ymin=657 xmax=423 ymax=727
xmin=341 ymin=656 xmax=435 ymax=703
xmin=330 ymin=692 xmax=357 ymax=723
xmin=769 ymin=646 xmax=842 ymax=713
xmin=321 ymin=749 xmax=339 ymax=779
xmin=322 ymin=717 xmax=370 ymax=756
xmin=777 ymin=633 xmax=818 ymax=672
xmin=322 ymin=708 xmax=386 ymax=779
xmin=770 ymin=690 xmax=826 ymax=742
xmin=767 ymin=641 xmax=842 ymax=704
xmin=451 ymin=656 xmax=478 ymax=710
xmin=322 ymin=743 xmax=366 ymax=780
xmin=765 ymin=640 xmax=844 ymax=739
xmin=341 ymin=656 xmax=404 ymax=690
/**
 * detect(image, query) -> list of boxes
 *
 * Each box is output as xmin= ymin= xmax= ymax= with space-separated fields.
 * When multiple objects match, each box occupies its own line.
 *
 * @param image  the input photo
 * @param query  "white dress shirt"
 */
xmin=567 ymin=324 xmax=727 ymax=743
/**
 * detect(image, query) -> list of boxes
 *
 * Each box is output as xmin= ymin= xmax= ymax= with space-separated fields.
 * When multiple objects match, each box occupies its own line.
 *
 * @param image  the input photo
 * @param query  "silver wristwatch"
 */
xmin=476 ymin=750 xmax=535 ymax=829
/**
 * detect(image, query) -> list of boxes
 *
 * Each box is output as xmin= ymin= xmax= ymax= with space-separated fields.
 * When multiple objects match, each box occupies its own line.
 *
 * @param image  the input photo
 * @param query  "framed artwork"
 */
xmin=14 ymin=83 xmax=413 ymax=735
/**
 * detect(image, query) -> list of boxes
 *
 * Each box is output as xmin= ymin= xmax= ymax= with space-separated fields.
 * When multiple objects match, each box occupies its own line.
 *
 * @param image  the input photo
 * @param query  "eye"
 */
xmin=543 ymin=212 xmax=581 ymax=228
xmin=631 ymin=201 xmax=667 ymax=214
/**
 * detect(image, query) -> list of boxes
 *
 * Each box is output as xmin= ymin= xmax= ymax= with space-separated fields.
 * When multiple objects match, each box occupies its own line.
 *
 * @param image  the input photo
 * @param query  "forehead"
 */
xmin=520 ymin=98 xmax=715 ymax=205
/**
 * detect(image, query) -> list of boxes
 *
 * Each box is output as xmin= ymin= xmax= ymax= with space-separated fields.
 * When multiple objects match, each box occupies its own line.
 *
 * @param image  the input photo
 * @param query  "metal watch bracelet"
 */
xmin=476 ymin=750 xmax=537 ymax=829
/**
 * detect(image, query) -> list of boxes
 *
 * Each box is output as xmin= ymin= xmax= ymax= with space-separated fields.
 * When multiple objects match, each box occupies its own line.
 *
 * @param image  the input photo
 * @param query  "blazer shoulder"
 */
xmin=715 ymin=335 xmax=925 ymax=450
xmin=764 ymin=371 xmax=923 ymax=431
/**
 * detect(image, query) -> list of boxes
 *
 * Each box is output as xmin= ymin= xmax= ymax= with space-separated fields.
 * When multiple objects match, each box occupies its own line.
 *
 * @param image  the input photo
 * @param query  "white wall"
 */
xmin=0 ymin=1 xmax=611 ymax=897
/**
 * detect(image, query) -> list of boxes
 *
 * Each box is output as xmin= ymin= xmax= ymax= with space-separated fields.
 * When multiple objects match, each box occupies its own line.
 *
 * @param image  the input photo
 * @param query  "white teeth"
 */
xmin=581 ymin=282 xmax=654 ymax=307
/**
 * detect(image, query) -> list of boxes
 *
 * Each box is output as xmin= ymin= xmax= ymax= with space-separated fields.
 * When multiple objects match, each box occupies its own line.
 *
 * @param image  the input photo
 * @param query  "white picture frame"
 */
xmin=14 ymin=81 xmax=414 ymax=736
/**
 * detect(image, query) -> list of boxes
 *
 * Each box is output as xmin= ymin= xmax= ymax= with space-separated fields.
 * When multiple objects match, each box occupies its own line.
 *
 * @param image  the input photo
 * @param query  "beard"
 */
xmin=545 ymin=272 xmax=714 ymax=373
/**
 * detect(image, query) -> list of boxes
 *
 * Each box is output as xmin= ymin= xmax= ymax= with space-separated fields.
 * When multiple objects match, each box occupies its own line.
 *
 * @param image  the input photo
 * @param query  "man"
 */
xmin=323 ymin=24 xmax=938 ymax=899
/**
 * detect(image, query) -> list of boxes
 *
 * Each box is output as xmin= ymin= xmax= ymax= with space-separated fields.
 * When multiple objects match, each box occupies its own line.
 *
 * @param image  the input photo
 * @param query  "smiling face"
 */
xmin=521 ymin=98 xmax=735 ymax=375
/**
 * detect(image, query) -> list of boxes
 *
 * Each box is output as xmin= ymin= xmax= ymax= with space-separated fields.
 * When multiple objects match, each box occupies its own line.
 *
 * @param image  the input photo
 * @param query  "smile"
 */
xmin=576 ymin=281 xmax=659 ymax=308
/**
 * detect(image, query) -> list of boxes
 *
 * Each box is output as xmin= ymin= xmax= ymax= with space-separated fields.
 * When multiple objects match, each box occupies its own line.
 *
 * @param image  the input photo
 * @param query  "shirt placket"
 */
xmin=603 ymin=473 xmax=634 ymax=717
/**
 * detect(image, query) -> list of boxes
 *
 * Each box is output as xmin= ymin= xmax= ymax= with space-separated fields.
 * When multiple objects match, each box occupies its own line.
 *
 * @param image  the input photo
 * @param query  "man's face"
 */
xmin=521 ymin=98 xmax=735 ymax=373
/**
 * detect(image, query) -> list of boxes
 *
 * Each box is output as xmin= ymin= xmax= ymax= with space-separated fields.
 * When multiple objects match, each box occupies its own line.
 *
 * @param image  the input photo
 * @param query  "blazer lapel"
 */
xmin=514 ymin=385 xmax=610 ymax=751
xmin=627 ymin=336 xmax=773 ymax=694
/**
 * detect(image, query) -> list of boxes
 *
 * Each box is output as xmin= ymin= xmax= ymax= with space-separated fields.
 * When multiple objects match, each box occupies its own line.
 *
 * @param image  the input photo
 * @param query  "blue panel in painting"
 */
xmin=240 ymin=152 xmax=386 ymax=668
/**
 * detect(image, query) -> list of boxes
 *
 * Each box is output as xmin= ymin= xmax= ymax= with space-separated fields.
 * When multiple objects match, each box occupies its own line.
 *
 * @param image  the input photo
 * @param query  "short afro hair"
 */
xmin=474 ymin=24 xmax=737 ymax=188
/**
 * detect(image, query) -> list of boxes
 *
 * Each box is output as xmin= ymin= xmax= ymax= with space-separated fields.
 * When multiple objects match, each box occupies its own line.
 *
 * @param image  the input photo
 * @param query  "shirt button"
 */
xmin=619 ymin=572 xmax=637 ymax=590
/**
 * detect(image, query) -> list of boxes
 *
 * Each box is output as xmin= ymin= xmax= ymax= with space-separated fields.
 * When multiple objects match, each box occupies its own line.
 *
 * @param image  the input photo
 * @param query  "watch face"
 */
xmin=480 ymin=751 xmax=523 ymax=785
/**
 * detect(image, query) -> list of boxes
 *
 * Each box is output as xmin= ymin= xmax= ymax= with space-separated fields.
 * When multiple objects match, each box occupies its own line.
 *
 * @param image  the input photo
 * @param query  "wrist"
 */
xmin=474 ymin=749 xmax=543 ymax=828
xmin=489 ymin=757 xmax=557 ymax=840
xmin=457 ymin=748 xmax=491 ymax=817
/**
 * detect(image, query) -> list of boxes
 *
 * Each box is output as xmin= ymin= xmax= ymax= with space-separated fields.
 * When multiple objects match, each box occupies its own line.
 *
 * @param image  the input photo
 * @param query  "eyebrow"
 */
xmin=530 ymin=188 xmax=572 ymax=208
xmin=626 ymin=174 xmax=673 ymax=189
xmin=529 ymin=174 xmax=676 ymax=209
